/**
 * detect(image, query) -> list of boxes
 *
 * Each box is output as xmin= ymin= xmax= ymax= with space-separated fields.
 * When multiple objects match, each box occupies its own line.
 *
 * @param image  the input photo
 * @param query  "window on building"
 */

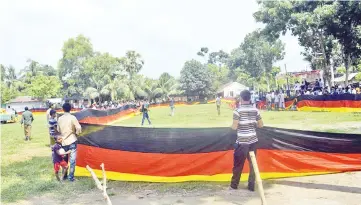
xmin=230 ymin=91 xmax=234 ymax=97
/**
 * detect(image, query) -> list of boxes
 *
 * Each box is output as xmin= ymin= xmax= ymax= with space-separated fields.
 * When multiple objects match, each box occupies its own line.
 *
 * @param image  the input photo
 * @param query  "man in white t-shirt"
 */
xmin=352 ymin=88 xmax=357 ymax=94
xmin=319 ymin=79 xmax=324 ymax=88
xmin=266 ymin=92 xmax=272 ymax=111
xmin=274 ymin=91 xmax=280 ymax=111
xmin=271 ymin=91 xmax=275 ymax=110
xmin=279 ymin=91 xmax=285 ymax=110
xmin=294 ymin=81 xmax=301 ymax=92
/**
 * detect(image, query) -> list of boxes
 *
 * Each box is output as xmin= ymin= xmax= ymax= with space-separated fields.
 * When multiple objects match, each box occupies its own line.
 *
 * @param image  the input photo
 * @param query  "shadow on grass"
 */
xmin=1 ymin=156 xmax=95 ymax=203
xmin=105 ymin=179 xmax=274 ymax=197
xmin=1 ymin=156 xmax=273 ymax=203
xmin=272 ymin=180 xmax=361 ymax=194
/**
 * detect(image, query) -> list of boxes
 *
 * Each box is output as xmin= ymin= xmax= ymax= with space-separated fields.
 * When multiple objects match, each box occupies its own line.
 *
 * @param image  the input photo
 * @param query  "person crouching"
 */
xmin=52 ymin=135 xmax=71 ymax=181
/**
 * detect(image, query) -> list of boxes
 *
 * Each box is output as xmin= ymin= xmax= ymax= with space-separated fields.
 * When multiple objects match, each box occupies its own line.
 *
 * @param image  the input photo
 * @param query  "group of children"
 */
xmin=48 ymin=109 xmax=71 ymax=181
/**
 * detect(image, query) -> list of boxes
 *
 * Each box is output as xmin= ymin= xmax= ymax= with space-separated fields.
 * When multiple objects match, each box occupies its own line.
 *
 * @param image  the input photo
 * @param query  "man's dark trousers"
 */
xmin=230 ymin=142 xmax=257 ymax=189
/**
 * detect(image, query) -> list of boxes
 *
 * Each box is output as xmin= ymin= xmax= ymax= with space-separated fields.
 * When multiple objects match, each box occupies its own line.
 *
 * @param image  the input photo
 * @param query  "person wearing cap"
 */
xmin=57 ymin=102 xmax=82 ymax=182
xmin=20 ymin=107 xmax=34 ymax=141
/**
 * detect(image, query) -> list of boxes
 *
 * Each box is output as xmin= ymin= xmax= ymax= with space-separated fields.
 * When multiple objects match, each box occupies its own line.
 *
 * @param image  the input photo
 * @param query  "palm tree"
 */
xmin=84 ymin=87 xmax=100 ymax=100
xmin=18 ymin=59 xmax=42 ymax=84
xmin=157 ymin=72 xmax=181 ymax=98
xmin=101 ymin=75 xmax=132 ymax=101
xmin=1 ymin=64 xmax=5 ymax=82
xmin=122 ymin=51 xmax=144 ymax=79
xmin=143 ymin=78 xmax=163 ymax=102
xmin=7 ymin=65 xmax=17 ymax=82
xmin=130 ymin=75 xmax=147 ymax=100
xmin=84 ymin=73 xmax=112 ymax=102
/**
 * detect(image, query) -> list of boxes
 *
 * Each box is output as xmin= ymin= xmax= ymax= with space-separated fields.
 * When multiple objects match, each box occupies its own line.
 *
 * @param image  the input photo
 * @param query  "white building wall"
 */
xmin=6 ymin=102 xmax=44 ymax=112
xmin=222 ymin=83 xmax=249 ymax=98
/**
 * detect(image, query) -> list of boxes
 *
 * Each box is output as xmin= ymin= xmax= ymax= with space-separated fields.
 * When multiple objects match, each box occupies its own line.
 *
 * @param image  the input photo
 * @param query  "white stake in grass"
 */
xmin=249 ymin=151 xmax=267 ymax=205
xmin=86 ymin=163 xmax=113 ymax=205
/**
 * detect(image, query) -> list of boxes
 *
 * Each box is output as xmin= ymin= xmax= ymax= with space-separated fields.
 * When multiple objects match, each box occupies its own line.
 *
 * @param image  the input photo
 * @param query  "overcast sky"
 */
xmin=0 ymin=0 xmax=309 ymax=78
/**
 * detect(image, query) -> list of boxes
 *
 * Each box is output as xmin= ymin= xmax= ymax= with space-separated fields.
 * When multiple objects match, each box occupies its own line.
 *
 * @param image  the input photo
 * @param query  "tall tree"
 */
xmin=1 ymin=64 xmax=20 ymax=103
xmin=25 ymin=75 xmax=62 ymax=99
xmin=254 ymin=1 xmax=335 ymax=85
xmin=21 ymin=59 xmax=41 ymax=83
xmin=58 ymin=34 xmax=94 ymax=97
xmin=196 ymin=47 xmax=209 ymax=57
xmin=122 ymin=51 xmax=144 ymax=79
xmin=0 ymin=64 xmax=5 ymax=82
xmin=321 ymin=1 xmax=361 ymax=85
xmin=208 ymin=50 xmax=229 ymax=66
xmin=101 ymin=75 xmax=129 ymax=101
xmin=180 ymin=60 xmax=212 ymax=97
xmin=38 ymin=64 xmax=57 ymax=76
xmin=229 ymin=30 xmax=285 ymax=91
xmin=143 ymin=78 xmax=163 ymax=102
xmin=207 ymin=64 xmax=230 ymax=92
xmin=157 ymin=72 xmax=180 ymax=98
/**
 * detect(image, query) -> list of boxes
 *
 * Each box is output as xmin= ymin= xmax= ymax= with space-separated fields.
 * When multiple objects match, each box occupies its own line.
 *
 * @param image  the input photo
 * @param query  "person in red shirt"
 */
xmin=51 ymin=135 xmax=71 ymax=181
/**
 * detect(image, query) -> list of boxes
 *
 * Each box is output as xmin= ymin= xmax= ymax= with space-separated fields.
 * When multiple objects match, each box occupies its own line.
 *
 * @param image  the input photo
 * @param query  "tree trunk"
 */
xmin=325 ymin=75 xmax=331 ymax=90
xmin=318 ymin=31 xmax=331 ymax=87
xmin=329 ymin=58 xmax=335 ymax=87
xmin=344 ymin=54 xmax=351 ymax=86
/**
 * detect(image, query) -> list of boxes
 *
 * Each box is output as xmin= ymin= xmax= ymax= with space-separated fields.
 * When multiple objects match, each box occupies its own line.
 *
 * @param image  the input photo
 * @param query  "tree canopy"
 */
xmin=180 ymin=60 xmax=212 ymax=97
xmin=254 ymin=1 xmax=361 ymax=86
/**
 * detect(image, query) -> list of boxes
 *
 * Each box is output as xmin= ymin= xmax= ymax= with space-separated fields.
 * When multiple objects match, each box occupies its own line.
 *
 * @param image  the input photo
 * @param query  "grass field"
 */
xmin=115 ymin=104 xmax=361 ymax=133
xmin=1 ymin=103 xmax=360 ymax=203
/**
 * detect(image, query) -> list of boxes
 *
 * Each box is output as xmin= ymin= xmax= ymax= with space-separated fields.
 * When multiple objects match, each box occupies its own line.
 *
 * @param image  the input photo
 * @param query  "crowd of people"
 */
xmin=249 ymin=78 xmax=361 ymax=111
xmin=87 ymin=100 xmax=140 ymax=110
xmin=293 ymin=79 xmax=361 ymax=96
xmin=264 ymin=91 xmax=286 ymax=111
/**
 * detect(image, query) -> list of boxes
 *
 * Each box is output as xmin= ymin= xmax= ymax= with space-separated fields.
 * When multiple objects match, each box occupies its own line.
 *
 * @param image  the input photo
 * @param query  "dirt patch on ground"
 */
xmin=7 ymin=172 xmax=361 ymax=205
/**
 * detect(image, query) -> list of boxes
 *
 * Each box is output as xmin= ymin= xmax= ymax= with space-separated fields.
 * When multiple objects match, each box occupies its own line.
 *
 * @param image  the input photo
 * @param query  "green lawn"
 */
xmin=115 ymin=104 xmax=361 ymax=133
xmin=1 ymin=104 xmax=360 ymax=203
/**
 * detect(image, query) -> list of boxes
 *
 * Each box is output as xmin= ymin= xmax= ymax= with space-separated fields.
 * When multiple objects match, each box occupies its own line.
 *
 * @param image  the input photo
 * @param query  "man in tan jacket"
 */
xmin=57 ymin=102 xmax=81 ymax=182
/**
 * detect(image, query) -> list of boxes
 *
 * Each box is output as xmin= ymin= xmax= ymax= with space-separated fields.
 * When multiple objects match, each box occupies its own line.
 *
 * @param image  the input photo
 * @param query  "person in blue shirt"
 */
xmin=48 ymin=109 xmax=58 ymax=146
xmin=169 ymin=97 xmax=175 ymax=116
xmin=141 ymin=99 xmax=152 ymax=126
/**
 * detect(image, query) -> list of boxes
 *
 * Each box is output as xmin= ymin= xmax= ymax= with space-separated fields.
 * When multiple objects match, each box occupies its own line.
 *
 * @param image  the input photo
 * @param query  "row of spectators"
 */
xmin=88 ymin=100 xmax=144 ymax=110
xmin=294 ymin=79 xmax=360 ymax=96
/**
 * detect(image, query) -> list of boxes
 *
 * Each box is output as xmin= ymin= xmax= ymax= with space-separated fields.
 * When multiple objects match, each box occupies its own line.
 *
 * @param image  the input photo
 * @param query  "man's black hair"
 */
xmin=50 ymin=109 xmax=57 ymax=116
xmin=25 ymin=107 xmax=29 ymax=111
xmin=62 ymin=102 xmax=72 ymax=113
xmin=240 ymin=90 xmax=251 ymax=101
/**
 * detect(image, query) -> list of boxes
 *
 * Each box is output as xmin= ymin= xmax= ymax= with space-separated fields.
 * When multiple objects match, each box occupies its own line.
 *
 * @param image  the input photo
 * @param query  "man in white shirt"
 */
xmin=352 ymin=88 xmax=357 ymax=94
xmin=279 ymin=91 xmax=285 ymax=110
xmin=294 ymin=81 xmax=301 ymax=92
xmin=271 ymin=91 xmax=275 ymax=110
xmin=274 ymin=91 xmax=280 ymax=111
xmin=319 ymin=79 xmax=324 ymax=88
xmin=266 ymin=92 xmax=272 ymax=111
xmin=216 ymin=96 xmax=221 ymax=116
xmin=57 ymin=102 xmax=82 ymax=182
xmin=46 ymin=103 xmax=54 ymax=123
